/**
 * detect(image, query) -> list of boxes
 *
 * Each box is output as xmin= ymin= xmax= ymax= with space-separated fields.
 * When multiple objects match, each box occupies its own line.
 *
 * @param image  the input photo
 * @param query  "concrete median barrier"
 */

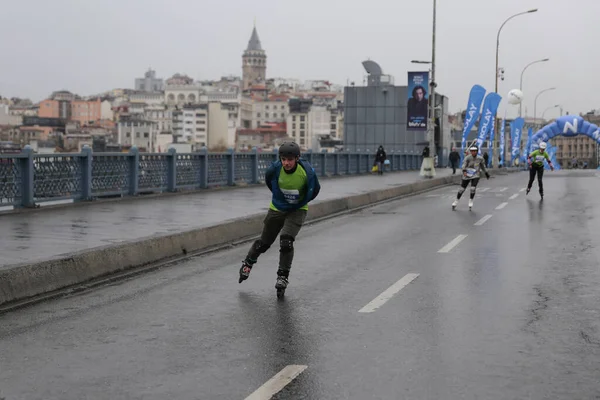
xmin=0 ymin=173 xmax=465 ymax=307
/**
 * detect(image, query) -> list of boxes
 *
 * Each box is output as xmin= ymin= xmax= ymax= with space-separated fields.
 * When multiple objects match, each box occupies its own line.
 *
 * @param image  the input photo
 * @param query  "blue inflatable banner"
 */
xmin=475 ymin=92 xmax=502 ymax=151
xmin=510 ymin=117 xmax=525 ymax=164
xmin=488 ymin=118 xmax=495 ymax=166
xmin=532 ymin=115 xmax=600 ymax=149
xmin=460 ymin=84 xmax=486 ymax=165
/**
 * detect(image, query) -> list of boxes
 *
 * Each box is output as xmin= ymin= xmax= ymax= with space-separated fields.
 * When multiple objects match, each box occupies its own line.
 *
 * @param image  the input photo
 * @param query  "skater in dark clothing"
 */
xmin=483 ymin=152 xmax=489 ymax=167
xmin=449 ymin=147 xmax=460 ymax=174
xmin=526 ymin=142 xmax=553 ymax=200
xmin=238 ymin=142 xmax=321 ymax=297
xmin=375 ymin=146 xmax=387 ymax=175
xmin=452 ymin=145 xmax=490 ymax=210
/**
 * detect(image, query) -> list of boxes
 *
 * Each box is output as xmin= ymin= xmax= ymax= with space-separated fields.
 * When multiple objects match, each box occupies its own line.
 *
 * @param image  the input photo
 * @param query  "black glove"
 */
xmin=485 ymin=173 xmax=490 ymax=180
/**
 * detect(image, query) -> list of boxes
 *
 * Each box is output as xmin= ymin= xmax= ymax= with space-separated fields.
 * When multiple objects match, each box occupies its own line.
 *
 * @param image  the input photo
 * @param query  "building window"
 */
xmin=300 ymin=123 xmax=305 ymax=129
xmin=292 ymin=123 xmax=296 ymax=129
xmin=300 ymin=116 xmax=305 ymax=122
xmin=144 ymin=132 xmax=149 ymax=138
xmin=257 ymin=113 xmax=261 ymax=118
xmin=265 ymin=105 xmax=269 ymax=110
xmin=136 ymin=132 xmax=140 ymax=138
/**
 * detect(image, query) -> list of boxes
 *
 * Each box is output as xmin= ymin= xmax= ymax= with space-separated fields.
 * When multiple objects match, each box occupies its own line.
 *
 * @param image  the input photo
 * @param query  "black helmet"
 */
xmin=279 ymin=141 xmax=301 ymax=158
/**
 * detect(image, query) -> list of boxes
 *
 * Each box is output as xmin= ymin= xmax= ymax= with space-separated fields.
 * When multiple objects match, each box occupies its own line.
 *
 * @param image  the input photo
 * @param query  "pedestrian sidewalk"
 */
xmin=0 ymin=169 xmax=453 ymax=267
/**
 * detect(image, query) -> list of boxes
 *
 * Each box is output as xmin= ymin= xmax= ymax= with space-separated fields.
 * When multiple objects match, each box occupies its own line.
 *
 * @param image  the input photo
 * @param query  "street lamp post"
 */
xmin=534 ymin=87 xmax=557 ymax=129
xmin=542 ymin=104 xmax=561 ymax=121
xmin=493 ymin=8 xmax=538 ymax=168
xmin=410 ymin=0 xmax=437 ymax=177
xmin=519 ymin=58 xmax=549 ymax=117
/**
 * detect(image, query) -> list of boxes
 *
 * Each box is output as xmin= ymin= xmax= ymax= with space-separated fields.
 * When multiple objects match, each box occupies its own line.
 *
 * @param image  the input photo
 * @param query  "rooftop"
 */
xmin=246 ymin=26 xmax=263 ymax=52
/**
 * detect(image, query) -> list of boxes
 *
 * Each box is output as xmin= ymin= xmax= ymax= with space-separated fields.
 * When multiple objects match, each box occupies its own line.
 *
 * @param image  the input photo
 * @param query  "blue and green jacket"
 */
xmin=265 ymin=158 xmax=321 ymax=211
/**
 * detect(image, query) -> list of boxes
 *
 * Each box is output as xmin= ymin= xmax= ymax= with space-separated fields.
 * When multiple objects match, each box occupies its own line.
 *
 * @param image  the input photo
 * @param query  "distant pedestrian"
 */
xmin=374 ymin=145 xmax=387 ymax=175
xmin=449 ymin=147 xmax=460 ymax=174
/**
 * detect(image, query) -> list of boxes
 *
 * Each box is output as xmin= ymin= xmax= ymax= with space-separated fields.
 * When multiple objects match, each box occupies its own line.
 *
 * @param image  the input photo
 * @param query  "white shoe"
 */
xmin=468 ymin=199 xmax=474 ymax=209
xmin=452 ymin=199 xmax=458 ymax=210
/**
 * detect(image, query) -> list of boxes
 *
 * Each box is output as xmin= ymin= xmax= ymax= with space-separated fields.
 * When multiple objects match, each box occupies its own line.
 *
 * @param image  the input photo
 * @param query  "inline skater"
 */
xmin=238 ymin=142 xmax=321 ymax=298
xmin=526 ymin=142 xmax=554 ymax=200
xmin=452 ymin=145 xmax=490 ymax=210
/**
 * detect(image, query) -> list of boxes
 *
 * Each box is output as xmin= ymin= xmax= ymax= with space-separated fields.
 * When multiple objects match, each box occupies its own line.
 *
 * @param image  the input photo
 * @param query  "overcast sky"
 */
xmin=1 ymin=0 xmax=598 ymax=119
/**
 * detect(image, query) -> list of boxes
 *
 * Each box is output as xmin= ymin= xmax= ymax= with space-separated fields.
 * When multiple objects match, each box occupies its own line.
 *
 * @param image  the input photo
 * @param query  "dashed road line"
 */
xmin=474 ymin=214 xmax=493 ymax=226
xmin=358 ymin=273 xmax=420 ymax=313
xmin=438 ymin=234 xmax=468 ymax=253
xmin=496 ymin=202 xmax=508 ymax=210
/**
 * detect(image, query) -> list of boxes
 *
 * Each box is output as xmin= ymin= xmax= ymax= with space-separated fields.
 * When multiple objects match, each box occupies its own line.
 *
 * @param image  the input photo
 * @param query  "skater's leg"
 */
xmin=457 ymin=179 xmax=469 ymax=199
xmin=469 ymin=178 xmax=480 ymax=199
xmin=245 ymin=209 xmax=285 ymax=263
xmin=537 ymin=167 xmax=544 ymax=197
xmin=277 ymin=209 xmax=308 ymax=278
xmin=240 ymin=210 xmax=285 ymax=283
xmin=527 ymin=167 xmax=536 ymax=190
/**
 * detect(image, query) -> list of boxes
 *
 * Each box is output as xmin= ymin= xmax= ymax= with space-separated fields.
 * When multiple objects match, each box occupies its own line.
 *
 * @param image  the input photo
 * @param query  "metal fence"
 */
xmin=0 ymin=145 xmax=423 ymax=208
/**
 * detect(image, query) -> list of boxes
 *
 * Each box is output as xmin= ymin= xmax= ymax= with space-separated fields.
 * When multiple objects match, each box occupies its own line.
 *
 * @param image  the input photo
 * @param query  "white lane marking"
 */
xmin=245 ymin=365 xmax=308 ymax=400
xmin=519 ymin=188 xmax=526 ymax=192
xmin=479 ymin=187 xmax=490 ymax=192
xmin=496 ymin=202 xmax=508 ymax=210
xmin=499 ymin=187 xmax=508 ymax=192
xmin=426 ymin=194 xmax=440 ymax=197
xmin=358 ymin=273 xmax=420 ymax=313
xmin=438 ymin=234 xmax=468 ymax=253
xmin=474 ymin=214 xmax=493 ymax=226
xmin=509 ymin=193 xmax=519 ymax=200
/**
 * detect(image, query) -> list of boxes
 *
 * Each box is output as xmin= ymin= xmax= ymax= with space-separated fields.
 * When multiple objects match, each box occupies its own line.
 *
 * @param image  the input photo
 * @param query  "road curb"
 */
xmin=0 ymin=173 xmax=468 ymax=307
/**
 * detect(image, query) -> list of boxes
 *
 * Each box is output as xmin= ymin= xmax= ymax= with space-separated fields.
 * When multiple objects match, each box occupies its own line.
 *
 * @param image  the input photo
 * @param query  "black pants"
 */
xmin=245 ymin=209 xmax=307 ymax=276
xmin=457 ymin=178 xmax=480 ymax=199
xmin=528 ymin=165 xmax=544 ymax=194
xmin=450 ymin=161 xmax=458 ymax=174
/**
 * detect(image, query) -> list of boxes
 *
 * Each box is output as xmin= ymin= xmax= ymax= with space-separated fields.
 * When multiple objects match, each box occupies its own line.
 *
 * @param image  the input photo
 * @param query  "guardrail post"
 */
xmin=20 ymin=145 xmax=35 ymax=208
xmin=333 ymin=152 xmax=340 ymax=175
xmin=321 ymin=150 xmax=326 ymax=177
xmin=199 ymin=147 xmax=208 ymax=188
xmin=345 ymin=153 xmax=350 ymax=174
xmin=227 ymin=148 xmax=235 ymax=186
xmin=167 ymin=147 xmax=177 ymax=192
xmin=129 ymin=146 xmax=139 ymax=196
xmin=81 ymin=145 xmax=93 ymax=201
xmin=251 ymin=147 xmax=259 ymax=184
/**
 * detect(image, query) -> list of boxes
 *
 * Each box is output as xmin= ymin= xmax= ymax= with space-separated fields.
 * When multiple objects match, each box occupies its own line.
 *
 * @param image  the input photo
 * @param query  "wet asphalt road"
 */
xmin=1 ymin=170 xmax=600 ymax=400
xmin=0 ymin=170 xmax=449 ymax=267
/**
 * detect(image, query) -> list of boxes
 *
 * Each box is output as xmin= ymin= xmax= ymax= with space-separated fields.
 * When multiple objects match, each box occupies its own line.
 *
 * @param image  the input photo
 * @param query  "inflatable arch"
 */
xmin=531 ymin=115 xmax=600 ymax=150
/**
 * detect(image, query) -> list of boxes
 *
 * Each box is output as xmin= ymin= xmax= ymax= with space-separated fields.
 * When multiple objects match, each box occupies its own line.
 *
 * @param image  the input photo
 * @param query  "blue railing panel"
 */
xmin=33 ymin=154 xmax=82 ymax=202
xmin=234 ymin=153 xmax=253 ymax=184
xmin=0 ymin=157 xmax=22 ymax=205
xmin=257 ymin=153 xmax=275 ymax=182
xmin=92 ymin=154 xmax=130 ymax=196
xmin=207 ymin=154 xmax=228 ymax=186
xmin=175 ymin=153 xmax=202 ymax=188
xmin=137 ymin=153 xmax=168 ymax=191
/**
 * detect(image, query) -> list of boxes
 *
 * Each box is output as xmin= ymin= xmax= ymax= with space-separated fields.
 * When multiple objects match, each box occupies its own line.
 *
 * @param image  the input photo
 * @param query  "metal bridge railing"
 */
xmin=0 ymin=146 xmax=423 ymax=208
